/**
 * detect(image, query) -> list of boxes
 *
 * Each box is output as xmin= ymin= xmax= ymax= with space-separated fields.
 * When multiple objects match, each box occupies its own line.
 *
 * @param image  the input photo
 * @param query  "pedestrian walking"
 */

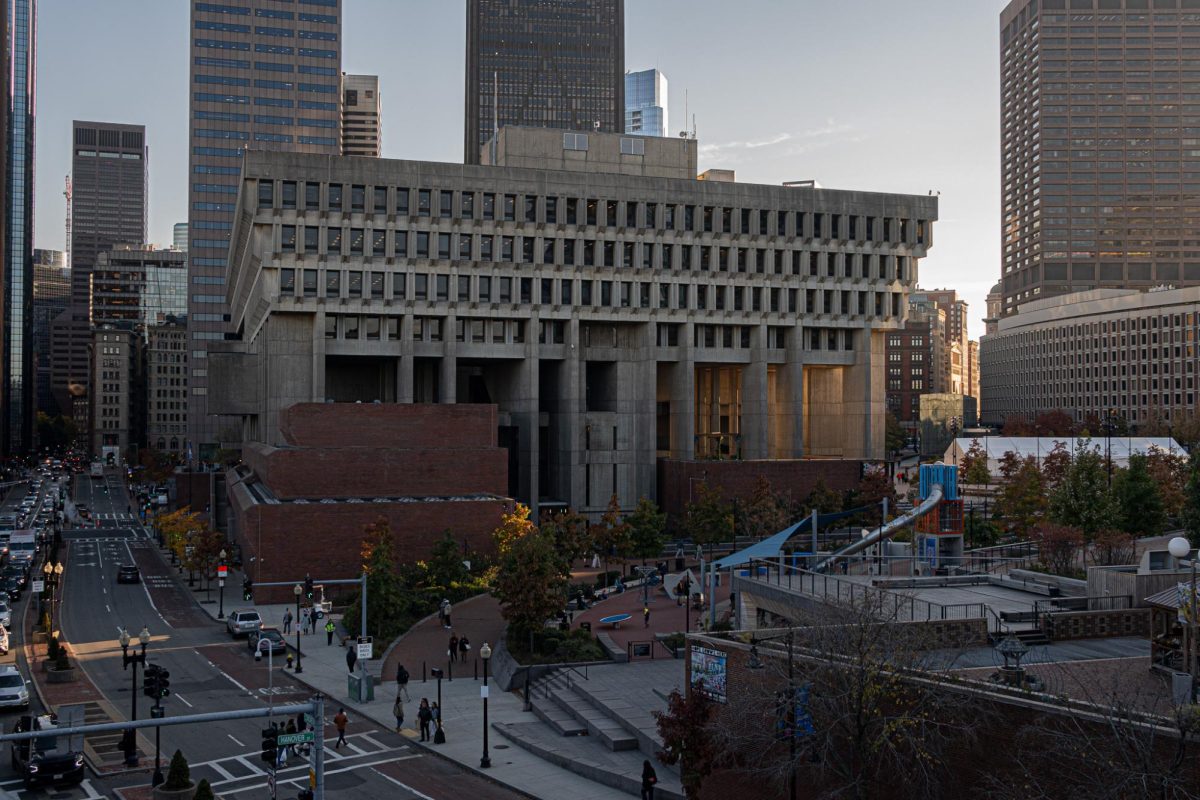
xmin=641 ymin=760 xmax=658 ymax=799
xmin=643 ymin=606 xmax=650 ymax=628
xmin=448 ymin=633 xmax=459 ymax=663
xmin=443 ymin=601 xmax=453 ymax=629
xmin=283 ymin=719 xmax=297 ymax=763
xmin=300 ymin=607 xmax=310 ymax=635
xmin=458 ymin=635 xmax=470 ymax=661
xmin=333 ymin=708 xmax=348 ymax=748
xmin=282 ymin=609 xmax=293 ymax=635
xmin=393 ymin=696 xmax=405 ymax=733
xmin=417 ymin=699 xmax=432 ymax=741
xmin=325 ymin=618 xmax=336 ymax=645
xmin=396 ymin=663 xmax=411 ymax=701
xmin=345 ymin=643 xmax=358 ymax=673
xmin=431 ymin=701 xmax=441 ymax=729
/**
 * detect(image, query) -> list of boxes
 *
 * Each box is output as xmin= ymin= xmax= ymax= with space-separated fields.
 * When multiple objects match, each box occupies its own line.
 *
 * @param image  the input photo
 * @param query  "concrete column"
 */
xmin=630 ymin=321 xmax=658 ymax=503
xmin=843 ymin=329 xmax=885 ymax=460
xmin=805 ymin=368 xmax=844 ymax=457
xmin=515 ymin=333 xmax=540 ymax=515
xmin=741 ymin=324 xmax=769 ymax=459
xmin=562 ymin=318 xmax=586 ymax=511
xmin=397 ymin=315 xmax=414 ymax=403
xmin=670 ymin=322 xmax=695 ymax=460
xmin=312 ymin=310 xmax=327 ymax=403
xmin=440 ymin=312 xmax=457 ymax=403
xmin=773 ymin=326 xmax=805 ymax=458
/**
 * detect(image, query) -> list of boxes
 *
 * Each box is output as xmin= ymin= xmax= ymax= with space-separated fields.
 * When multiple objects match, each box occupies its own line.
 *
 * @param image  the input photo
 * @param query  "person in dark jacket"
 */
xmin=448 ymin=633 xmax=459 ymax=663
xmin=641 ymin=760 xmax=658 ymax=799
xmin=417 ymin=699 xmax=433 ymax=741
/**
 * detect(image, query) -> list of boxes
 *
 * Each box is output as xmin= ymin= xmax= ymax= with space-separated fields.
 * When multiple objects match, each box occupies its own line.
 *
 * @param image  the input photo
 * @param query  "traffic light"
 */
xmin=157 ymin=668 xmax=171 ymax=698
xmin=260 ymin=726 xmax=278 ymax=766
xmin=243 ymin=578 xmax=253 ymax=602
xmin=304 ymin=574 xmax=314 ymax=601
xmin=143 ymin=665 xmax=160 ymax=698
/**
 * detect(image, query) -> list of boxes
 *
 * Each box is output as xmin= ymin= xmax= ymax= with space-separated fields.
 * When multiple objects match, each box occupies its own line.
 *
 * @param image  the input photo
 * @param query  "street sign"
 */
xmin=30 ymin=580 xmax=43 ymax=593
xmin=356 ymin=637 xmax=373 ymax=661
xmin=267 ymin=770 xmax=276 ymax=800
xmin=217 ymin=565 xmax=228 ymax=578
xmin=277 ymin=731 xmax=315 ymax=746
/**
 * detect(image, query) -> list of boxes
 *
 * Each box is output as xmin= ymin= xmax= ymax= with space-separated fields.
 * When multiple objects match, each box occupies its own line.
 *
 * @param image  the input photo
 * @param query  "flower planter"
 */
xmin=30 ymin=631 xmax=46 ymax=645
xmin=152 ymin=783 xmax=195 ymax=800
xmin=46 ymin=667 xmax=77 ymax=684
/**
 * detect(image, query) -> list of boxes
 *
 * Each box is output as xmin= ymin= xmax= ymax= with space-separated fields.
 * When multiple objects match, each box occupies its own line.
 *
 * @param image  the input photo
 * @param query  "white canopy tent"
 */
xmin=944 ymin=436 xmax=1185 ymax=475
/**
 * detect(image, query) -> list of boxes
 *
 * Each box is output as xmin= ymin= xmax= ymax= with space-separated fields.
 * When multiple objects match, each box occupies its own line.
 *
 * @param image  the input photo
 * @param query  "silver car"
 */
xmin=226 ymin=609 xmax=262 ymax=637
xmin=0 ymin=667 xmax=29 ymax=709
xmin=0 ymin=602 xmax=11 ymax=630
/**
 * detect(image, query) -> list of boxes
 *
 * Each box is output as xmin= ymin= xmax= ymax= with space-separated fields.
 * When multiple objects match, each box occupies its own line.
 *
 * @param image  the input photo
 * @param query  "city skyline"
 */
xmin=30 ymin=1 xmax=1002 ymax=333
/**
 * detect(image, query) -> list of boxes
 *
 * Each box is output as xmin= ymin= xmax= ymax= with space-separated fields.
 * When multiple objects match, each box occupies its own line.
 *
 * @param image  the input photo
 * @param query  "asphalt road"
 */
xmin=2 ymin=469 xmax=527 ymax=800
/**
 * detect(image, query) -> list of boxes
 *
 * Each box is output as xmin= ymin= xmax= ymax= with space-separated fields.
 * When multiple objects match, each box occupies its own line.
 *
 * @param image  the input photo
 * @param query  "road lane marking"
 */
xmin=207 ymin=659 xmax=252 ymax=695
xmin=175 ymin=692 xmax=194 ymax=708
xmin=214 ymin=755 xmax=420 ymax=790
xmin=227 ymin=733 xmax=245 ymax=747
xmin=125 ymin=540 xmax=166 ymax=625
xmin=206 ymin=760 xmax=237 ymax=781
xmin=371 ymin=767 xmax=437 ymax=800
xmin=233 ymin=756 xmax=266 ymax=776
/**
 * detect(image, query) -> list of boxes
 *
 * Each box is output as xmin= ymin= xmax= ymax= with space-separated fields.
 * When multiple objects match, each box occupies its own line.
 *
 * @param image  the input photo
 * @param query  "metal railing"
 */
xmin=1033 ymin=594 xmax=1132 ymax=617
xmin=744 ymin=560 xmax=987 ymax=623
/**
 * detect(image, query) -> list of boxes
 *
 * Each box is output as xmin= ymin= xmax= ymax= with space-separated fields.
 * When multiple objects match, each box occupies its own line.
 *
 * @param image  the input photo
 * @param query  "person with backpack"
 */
xmin=396 ymin=664 xmax=410 ymax=701
xmin=417 ymin=699 xmax=433 ymax=741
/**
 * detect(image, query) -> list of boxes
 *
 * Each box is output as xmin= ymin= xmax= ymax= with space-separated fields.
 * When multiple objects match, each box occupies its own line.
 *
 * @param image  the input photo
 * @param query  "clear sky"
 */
xmin=33 ymin=0 xmax=1003 ymax=334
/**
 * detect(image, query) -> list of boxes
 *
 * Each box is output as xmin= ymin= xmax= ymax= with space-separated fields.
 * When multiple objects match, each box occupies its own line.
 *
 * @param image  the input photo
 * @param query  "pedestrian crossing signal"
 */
xmin=243 ymin=578 xmax=253 ymax=602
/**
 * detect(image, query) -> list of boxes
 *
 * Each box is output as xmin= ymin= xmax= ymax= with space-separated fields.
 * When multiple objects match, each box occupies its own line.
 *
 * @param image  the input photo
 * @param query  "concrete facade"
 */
xmin=999 ymin=0 xmax=1200 ymax=315
xmin=340 ymin=73 xmax=380 ymax=158
xmin=213 ymin=131 xmax=937 ymax=517
xmin=980 ymin=286 xmax=1200 ymax=427
xmin=91 ymin=326 xmax=142 ymax=462
xmin=147 ymin=319 xmax=188 ymax=455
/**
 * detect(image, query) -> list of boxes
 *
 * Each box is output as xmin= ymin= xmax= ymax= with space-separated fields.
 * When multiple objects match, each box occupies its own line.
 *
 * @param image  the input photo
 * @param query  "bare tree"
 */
xmin=705 ymin=592 xmax=983 ymax=800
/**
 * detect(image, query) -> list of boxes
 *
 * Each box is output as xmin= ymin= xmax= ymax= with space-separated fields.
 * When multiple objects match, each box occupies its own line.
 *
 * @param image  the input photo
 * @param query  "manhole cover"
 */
xmin=494 ymin=744 xmax=510 ymax=749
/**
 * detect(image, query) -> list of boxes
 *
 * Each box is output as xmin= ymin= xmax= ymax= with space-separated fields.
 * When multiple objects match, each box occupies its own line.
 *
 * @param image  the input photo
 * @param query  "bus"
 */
xmin=89 ymin=462 xmax=104 ymax=478
xmin=7 ymin=531 xmax=36 ymax=563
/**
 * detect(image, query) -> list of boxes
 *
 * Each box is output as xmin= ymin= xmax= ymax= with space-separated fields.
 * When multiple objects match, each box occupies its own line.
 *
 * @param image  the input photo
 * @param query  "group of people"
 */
xmin=447 ymin=632 xmax=470 ymax=662
xmin=281 ymin=607 xmax=337 ymax=642
xmin=391 ymin=663 xmax=443 ymax=742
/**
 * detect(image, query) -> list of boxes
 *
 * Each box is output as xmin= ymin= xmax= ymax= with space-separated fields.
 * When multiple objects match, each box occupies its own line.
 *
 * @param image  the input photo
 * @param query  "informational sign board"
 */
xmin=356 ymin=637 xmax=373 ymax=661
xmin=689 ymin=645 xmax=728 ymax=703
xmin=30 ymin=580 xmax=43 ymax=593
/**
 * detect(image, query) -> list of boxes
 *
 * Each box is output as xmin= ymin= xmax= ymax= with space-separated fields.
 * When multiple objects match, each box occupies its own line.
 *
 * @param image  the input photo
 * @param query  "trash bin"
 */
xmin=348 ymin=672 xmax=375 ymax=702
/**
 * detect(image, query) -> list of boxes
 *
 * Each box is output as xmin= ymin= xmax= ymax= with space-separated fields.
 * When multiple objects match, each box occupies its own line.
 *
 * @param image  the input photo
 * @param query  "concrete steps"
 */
xmin=549 ymin=688 xmax=639 ymax=751
xmin=494 ymin=720 xmax=684 ymax=800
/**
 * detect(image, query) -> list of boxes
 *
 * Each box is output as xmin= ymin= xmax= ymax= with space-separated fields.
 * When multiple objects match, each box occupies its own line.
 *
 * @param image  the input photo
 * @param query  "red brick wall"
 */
xmin=279 ymin=403 xmax=498 ymax=448
xmin=657 ymin=459 xmax=863 ymax=523
xmin=173 ymin=472 xmax=214 ymax=516
xmin=243 ymin=443 xmax=507 ymax=499
xmin=234 ymin=497 xmax=506 ymax=603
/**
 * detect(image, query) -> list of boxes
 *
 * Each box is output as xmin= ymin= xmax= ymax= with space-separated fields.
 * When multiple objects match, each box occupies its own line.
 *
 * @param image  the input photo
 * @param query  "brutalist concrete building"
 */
xmin=212 ymin=128 xmax=937 ymax=516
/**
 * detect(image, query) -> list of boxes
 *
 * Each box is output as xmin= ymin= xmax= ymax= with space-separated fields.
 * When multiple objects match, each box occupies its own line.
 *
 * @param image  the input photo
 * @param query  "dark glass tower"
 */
xmin=464 ymin=0 xmax=624 ymax=165
xmin=3 ymin=0 xmax=35 ymax=456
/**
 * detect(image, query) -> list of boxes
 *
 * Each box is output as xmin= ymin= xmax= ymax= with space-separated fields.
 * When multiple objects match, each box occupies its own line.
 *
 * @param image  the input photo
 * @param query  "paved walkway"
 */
xmin=572 ymin=573 xmax=732 ymax=652
xmin=175 ymin=561 xmax=629 ymax=800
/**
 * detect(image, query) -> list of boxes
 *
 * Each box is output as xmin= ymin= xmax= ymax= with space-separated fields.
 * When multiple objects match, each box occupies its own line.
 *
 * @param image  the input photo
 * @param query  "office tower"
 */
xmin=3 ymin=0 xmax=34 ymax=456
xmin=32 ymin=249 xmax=68 ymax=417
xmin=999 ymin=0 xmax=1200 ymax=315
xmin=91 ymin=325 xmax=142 ymax=462
xmin=50 ymin=121 xmax=147 ymax=433
xmin=625 ymin=68 xmax=667 ymax=137
xmin=89 ymin=245 xmax=187 ymax=328
xmin=886 ymin=300 xmax=946 ymax=429
xmin=212 ymin=128 xmax=937 ymax=515
xmin=173 ymin=223 xmax=188 ymax=252
xmin=917 ymin=288 xmax=969 ymax=395
xmin=341 ymin=73 xmax=381 ymax=157
xmin=464 ymin=0 xmax=624 ymax=165
xmin=147 ymin=319 xmax=187 ymax=456
xmin=187 ymin=0 xmax=343 ymax=462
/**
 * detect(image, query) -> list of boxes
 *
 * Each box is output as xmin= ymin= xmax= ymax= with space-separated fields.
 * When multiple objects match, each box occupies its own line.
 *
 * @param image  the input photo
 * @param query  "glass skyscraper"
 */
xmin=4 ymin=0 xmax=35 ymax=456
xmin=187 ymin=0 xmax=343 ymax=461
xmin=464 ymin=0 xmax=624 ymax=165
xmin=1000 ymin=0 xmax=1200 ymax=315
xmin=625 ymin=68 xmax=668 ymax=137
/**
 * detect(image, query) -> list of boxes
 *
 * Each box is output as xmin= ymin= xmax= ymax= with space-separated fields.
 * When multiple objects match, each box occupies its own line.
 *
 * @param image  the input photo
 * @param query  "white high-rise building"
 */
xmin=625 ymin=68 xmax=668 ymax=137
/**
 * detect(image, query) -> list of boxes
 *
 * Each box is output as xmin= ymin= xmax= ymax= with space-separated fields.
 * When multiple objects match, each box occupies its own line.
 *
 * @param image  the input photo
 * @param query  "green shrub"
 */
xmin=592 ymin=571 xmax=621 ymax=590
xmin=46 ymin=636 xmax=60 ymax=660
xmin=163 ymin=750 xmax=191 ymax=790
xmin=193 ymin=778 xmax=214 ymax=800
xmin=54 ymin=652 xmax=69 ymax=670
xmin=507 ymin=627 xmax=608 ymax=665
xmin=661 ymin=632 xmax=687 ymax=652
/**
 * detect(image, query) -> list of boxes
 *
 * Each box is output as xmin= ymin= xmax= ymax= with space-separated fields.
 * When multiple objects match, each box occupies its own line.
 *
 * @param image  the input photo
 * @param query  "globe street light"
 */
xmin=479 ymin=642 xmax=492 ymax=768
xmin=292 ymin=583 xmax=304 ymax=674
xmin=1168 ymin=536 xmax=1197 ymax=702
xmin=118 ymin=625 xmax=151 ymax=766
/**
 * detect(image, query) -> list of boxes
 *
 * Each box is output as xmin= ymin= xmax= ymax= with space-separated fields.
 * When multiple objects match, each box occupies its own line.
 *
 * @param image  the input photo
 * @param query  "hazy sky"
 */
xmin=33 ymin=0 xmax=1003 ymax=333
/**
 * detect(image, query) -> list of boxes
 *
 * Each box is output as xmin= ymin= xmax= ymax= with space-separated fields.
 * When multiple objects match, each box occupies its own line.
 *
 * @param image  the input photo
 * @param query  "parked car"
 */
xmin=248 ymin=627 xmax=287 ymax=656
xmin=226 ymin=609 xmax=262 ymax=638
xmin=116 ymin=565 xmax=140 ymax=584
xmin=0 ymin=668 xmax=28 ymax=710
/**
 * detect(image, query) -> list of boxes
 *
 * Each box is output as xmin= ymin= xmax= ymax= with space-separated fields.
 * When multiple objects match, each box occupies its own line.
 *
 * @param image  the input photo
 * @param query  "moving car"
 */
xmin=248 ymin=627 xmax=288 ymax=656
xmin=3 ymin=579 xmax=21 ymax=602
xmin=0 ymin=602 xmax=12 ymax=630
xmin=226 ymin=609 xmax=262 ymax=638
xmin=0 ymin=667 xmax=29 ymax=709
xmin=10 ymin=714 xmax=85 ymax=789
xmin=116 ymin=565 xmax=140 ymax=584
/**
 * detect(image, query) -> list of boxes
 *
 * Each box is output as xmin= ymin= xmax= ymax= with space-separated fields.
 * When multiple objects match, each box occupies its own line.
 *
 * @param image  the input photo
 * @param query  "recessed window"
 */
xmin=619 ymin=137 xmax=645 ymax=156
xmin=563 ymin=132 xmax=589 ymax=151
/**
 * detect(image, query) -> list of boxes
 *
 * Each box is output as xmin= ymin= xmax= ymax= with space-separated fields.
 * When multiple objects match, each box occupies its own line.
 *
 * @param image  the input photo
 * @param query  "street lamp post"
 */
xmin=217 ymin=549 xmax=227 ymax=620
xmin=292 ymin=584 xmax=303 ymax=674
xmin=118 ymin=625 xmax=151 ymax=766
xmin=479 ymin=642 xmax=492 ymax=768
xmin=42 ymin=561 xmax=63 ymax=634
xmin=1168 ymin=536 xmax=1197 ymax=703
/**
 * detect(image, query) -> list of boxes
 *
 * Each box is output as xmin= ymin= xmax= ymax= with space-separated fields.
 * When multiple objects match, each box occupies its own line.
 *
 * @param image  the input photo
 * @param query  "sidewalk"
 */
xmin=178 ymin=562 xmax=630 ymax=800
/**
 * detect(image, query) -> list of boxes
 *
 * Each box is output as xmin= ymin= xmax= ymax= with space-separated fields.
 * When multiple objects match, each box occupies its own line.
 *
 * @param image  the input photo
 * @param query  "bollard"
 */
xmin=448 ymin=659 xmax=453 ymax=682
xmin=423 ymin=661 xmax=427 ymax=683
xmin=524 ymin=671 xmax=532 ymax=712
xmin=474 ymin=659 xmax=478 ymax=681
